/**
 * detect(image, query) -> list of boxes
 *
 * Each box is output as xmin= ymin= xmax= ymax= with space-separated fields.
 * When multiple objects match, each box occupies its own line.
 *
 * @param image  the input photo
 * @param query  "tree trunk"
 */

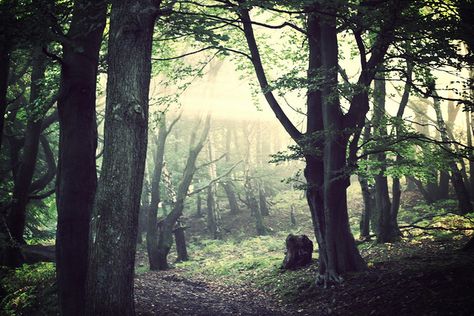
xmin=206 ymin=135 xmax=222 ymax=239
xmin=4 ymin=45 xmax=47 ymax=267
xmin=85 ymin=1 xmax=156 ymax=314
xmin=432 ymin=88 xmax=472 ymax=214
xmin=155 ymin=117 xmax=210 ymax=270
xmin=438 ymin=171 xmax=450 ymax=199
xmin=245 ymin=176 xmax=266 ymax=235
xmin=55 ymin=2 xmax=106 ymax=315
xmin=290 ymin=204 xmax=296 ymax=226
xmin=196 ymin=193 xmax=202 ymax=217
xmin=223 ymin=181 xmax=239 ymax=214
xmin=465 ymin=111 xmax=474 ymax=199
xmin=358 ymin=174 xmax=373 ymax=240
xmin=206 ymin=185 xmax=222 ymax=239
xmin=0 ymin=40 xmax=9 ymax=153
xmin=148 ymin=117 xmax=167 ymax=270
xmin=358 ymin=125 xmax=374 ymax=240
xmin=373 ymin=66 xmax=398 ymax=243
xmin=258 ymin=181 xmax=269 ymax=216
xmin=316 ymin=12 xmax=366 ymax=283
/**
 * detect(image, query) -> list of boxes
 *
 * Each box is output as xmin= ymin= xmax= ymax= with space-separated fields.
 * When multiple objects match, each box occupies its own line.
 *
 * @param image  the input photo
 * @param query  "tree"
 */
xmin=147 ymin=113 xmax=179 ymax=270
xmin=55 ymin=1 xmax=107 ymax=314
xmin=4 ymin=45 xmax=48 ymax=266
xmin=154 ymin=116 xmax=210 ymax=270
xmin=84 ymin=0 xmax=162 ymax=313
xmin=237 ymin=1 xmax=407 ymax=284
xmin=206 ymin=133 xmax=222 ymax=239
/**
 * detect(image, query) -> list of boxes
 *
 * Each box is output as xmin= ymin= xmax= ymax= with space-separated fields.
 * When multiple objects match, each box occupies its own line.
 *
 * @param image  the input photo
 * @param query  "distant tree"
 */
xmin=147 ymin=113 xmax=180 ymax=270
xmin=154 ymin=116 xmax=210 ymax=270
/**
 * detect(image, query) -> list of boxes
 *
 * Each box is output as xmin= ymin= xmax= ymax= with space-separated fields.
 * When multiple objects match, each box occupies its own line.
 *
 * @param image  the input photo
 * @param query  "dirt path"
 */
xmin=134 ymin=270 xmax=295 ymax=316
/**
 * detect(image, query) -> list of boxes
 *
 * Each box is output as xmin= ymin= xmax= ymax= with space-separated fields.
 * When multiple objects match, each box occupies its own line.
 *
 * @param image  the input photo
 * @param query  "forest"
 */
xmin=0 ymin=0 xmax=473 ymax=315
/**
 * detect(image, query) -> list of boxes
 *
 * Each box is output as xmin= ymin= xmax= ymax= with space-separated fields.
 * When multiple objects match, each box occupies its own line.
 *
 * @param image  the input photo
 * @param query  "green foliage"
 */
xmin=25 ymin=195 xmax=57 ymax=243
xmin=0 ymin=263 xmax=57 ymax=316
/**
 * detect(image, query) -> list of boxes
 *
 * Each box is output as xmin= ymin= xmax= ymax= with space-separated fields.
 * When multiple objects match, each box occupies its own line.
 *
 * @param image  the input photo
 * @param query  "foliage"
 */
xmin=0 ymin=263 xmax=57 ymax=316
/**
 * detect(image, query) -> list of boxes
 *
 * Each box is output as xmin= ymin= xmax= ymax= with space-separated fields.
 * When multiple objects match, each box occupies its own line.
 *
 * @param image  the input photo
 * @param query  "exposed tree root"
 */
xmin=316 ymin=271 xmax=344 ymax=288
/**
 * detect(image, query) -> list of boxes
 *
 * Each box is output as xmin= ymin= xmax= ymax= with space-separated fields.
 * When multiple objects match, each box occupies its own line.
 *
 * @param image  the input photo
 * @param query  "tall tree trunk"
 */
xmin=55 ymin=1 xmax=106 ymax=315
xmin=432 ymin=88 xmax=472 ymax=214
xmin=389 ymin=59 xmax=412 ymax=238
xmin=206 ymin=136 xmax=222 ymax=239
xmin=315 ymin=12 xmax=366 ymax=284
xmin=4 ymin=45 xmax=47 ymax=267
xmin=85 ymin=1 xmax=156 ymax=314
xmin=223 ymin=125 xmax=239 ymax=214
xmin=373 ymin=66 xmax=398 ymax=243
xmin=358 ymin=124 xmax=374 ymax=240
xmin=148 ymin=117 xmax=167 ymax=270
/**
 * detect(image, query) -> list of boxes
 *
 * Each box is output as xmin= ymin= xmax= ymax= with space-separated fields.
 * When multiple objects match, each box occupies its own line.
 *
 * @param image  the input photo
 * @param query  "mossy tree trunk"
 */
xmin=85 ymin=1 xmax=158 ymax=314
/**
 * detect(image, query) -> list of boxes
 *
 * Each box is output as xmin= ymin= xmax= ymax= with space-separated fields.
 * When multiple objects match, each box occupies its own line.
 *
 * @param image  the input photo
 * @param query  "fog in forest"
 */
xmin=1 ymin=1 xmax=473 ymax=315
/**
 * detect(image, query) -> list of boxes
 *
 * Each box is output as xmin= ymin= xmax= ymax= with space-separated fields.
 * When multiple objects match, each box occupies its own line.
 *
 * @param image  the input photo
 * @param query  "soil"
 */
xmin=134 ymin=238 xmax=474 ymax=316
xmin=134 ymin=269 xmax=292 ymax=316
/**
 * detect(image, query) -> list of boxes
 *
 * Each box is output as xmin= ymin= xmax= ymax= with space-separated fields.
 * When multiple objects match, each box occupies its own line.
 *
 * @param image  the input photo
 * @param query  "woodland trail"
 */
xmin=134 ymin=269 xmax=295 ymax=316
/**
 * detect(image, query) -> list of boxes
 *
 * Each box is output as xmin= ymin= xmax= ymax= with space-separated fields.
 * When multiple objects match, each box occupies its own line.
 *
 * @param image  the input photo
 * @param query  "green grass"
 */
xmin=175 ymin=231 xmax=321 ymax=301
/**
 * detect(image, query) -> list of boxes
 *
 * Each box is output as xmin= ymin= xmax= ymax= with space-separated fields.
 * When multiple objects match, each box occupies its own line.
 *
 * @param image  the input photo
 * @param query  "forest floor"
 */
xmin=133 ymin=237 xmax=474 ymax=316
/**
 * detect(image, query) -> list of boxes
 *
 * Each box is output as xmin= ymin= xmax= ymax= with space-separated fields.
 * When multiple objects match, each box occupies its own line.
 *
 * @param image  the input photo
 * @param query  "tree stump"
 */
xmin=281 ymin=234 xmax=313 ymax=270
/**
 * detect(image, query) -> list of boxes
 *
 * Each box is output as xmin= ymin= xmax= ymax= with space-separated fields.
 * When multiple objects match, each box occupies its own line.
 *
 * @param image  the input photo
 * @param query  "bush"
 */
xmin=0 ymin=263 xmax=57 ymax=316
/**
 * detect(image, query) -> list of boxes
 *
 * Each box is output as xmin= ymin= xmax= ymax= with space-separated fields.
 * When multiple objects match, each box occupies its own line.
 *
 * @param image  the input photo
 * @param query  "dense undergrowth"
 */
xmin=0 ymin=263 xmax=57 ymax=316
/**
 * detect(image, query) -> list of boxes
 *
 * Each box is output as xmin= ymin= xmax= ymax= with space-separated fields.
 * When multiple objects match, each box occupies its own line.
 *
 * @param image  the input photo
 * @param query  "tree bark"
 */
xmin=85 ymin=1 xmax=156 ymax=314
xmin=223 ymin=181 xmax=239 ymax=214
xmin=55 ymin=1 xmax=107 ymax=315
